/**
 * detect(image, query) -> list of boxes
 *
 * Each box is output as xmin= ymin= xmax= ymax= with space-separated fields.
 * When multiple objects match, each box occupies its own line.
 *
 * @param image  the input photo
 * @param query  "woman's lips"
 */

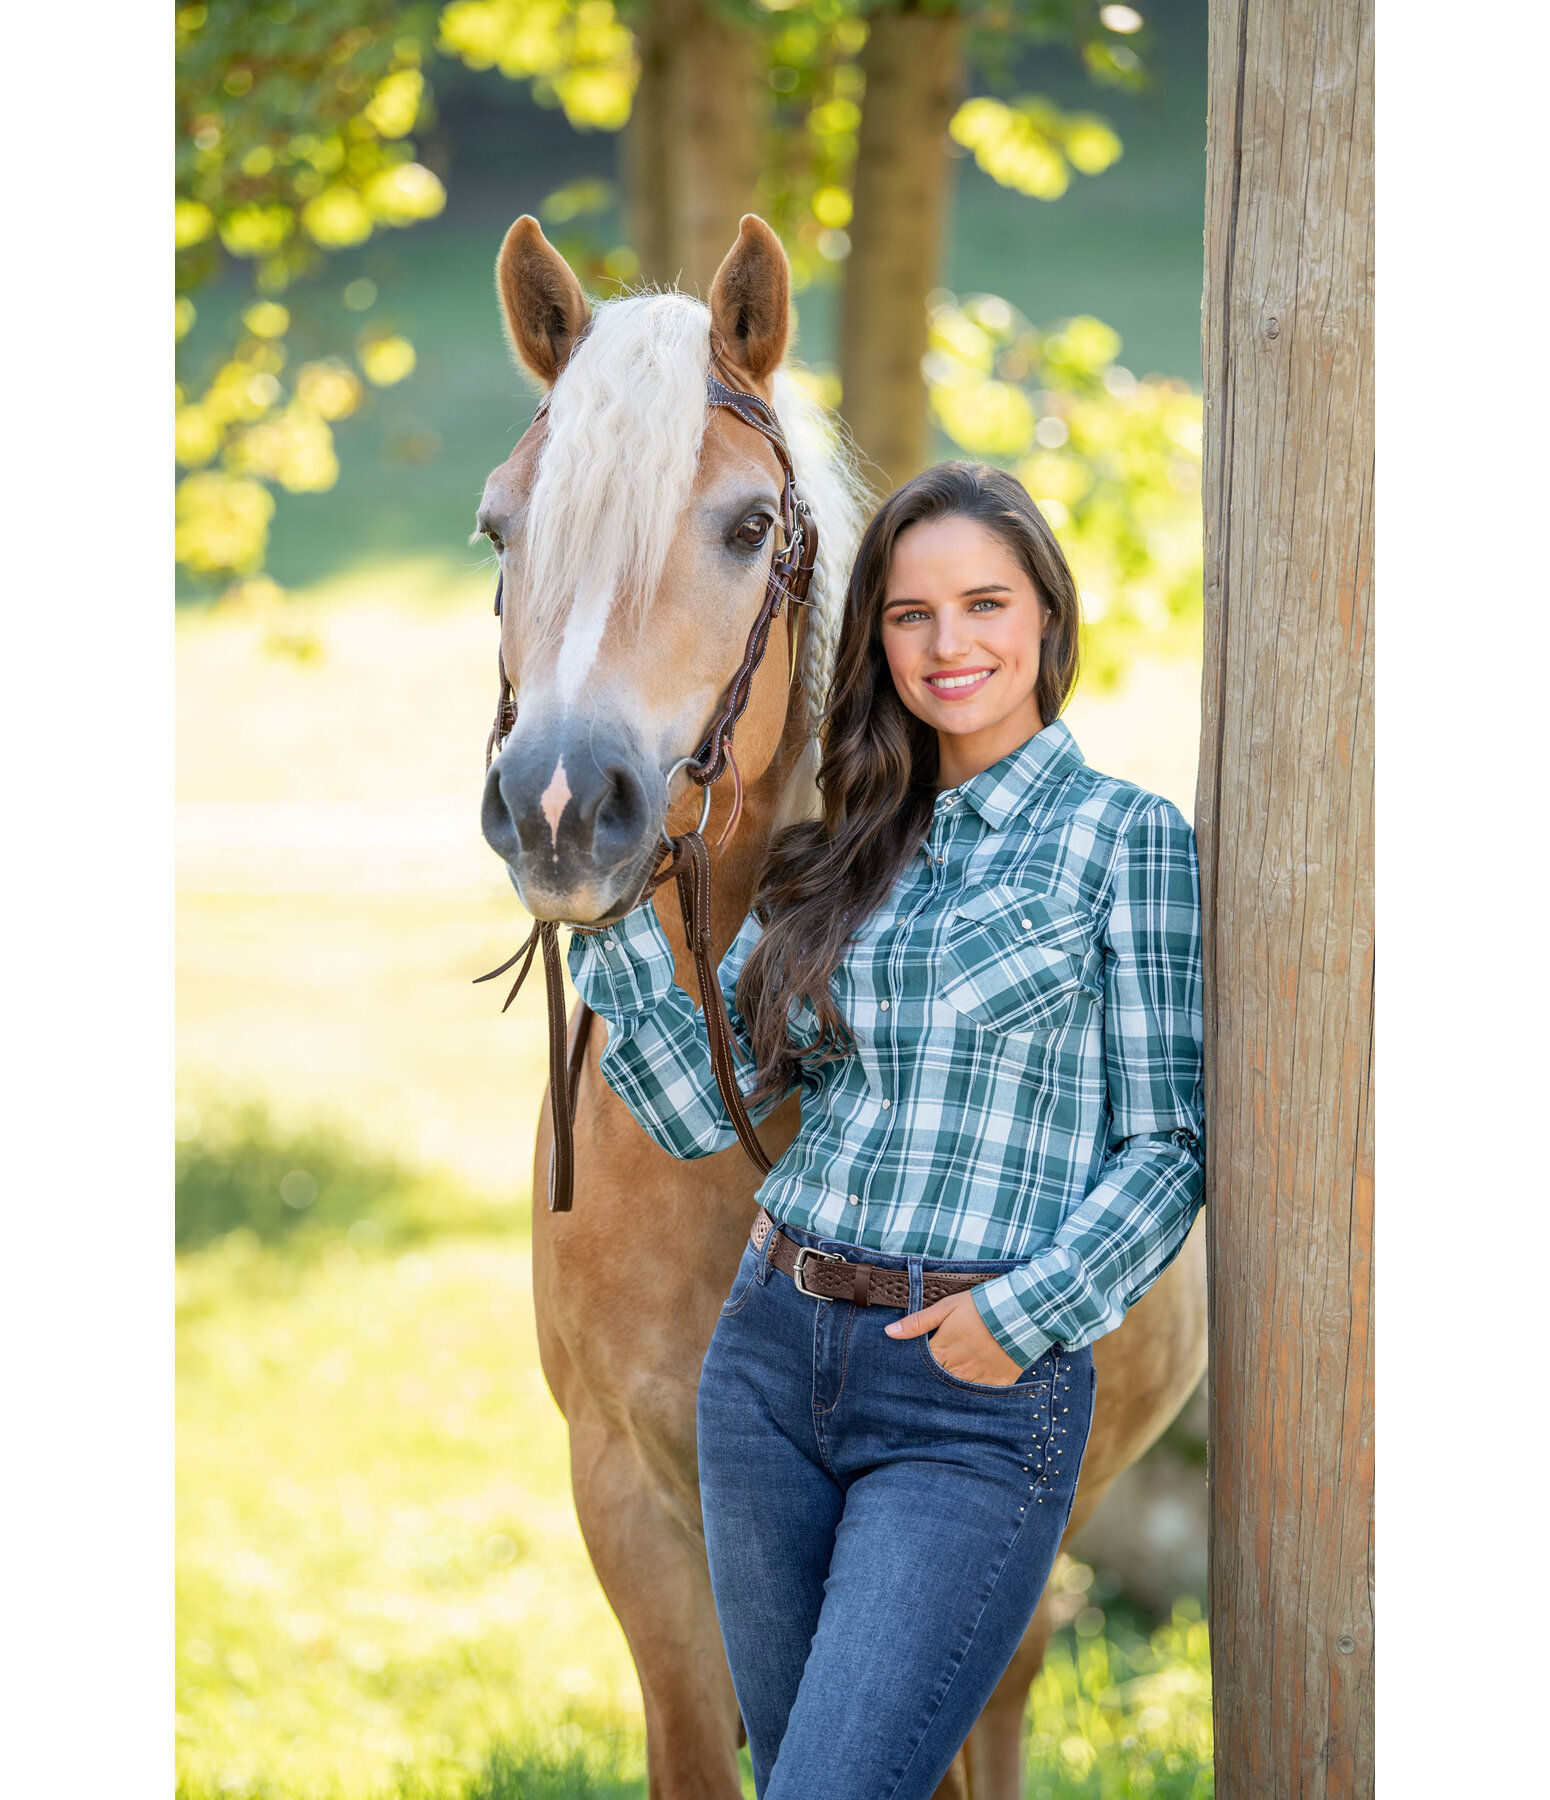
xmin=923 ymin=667 xmax=994 ymax=700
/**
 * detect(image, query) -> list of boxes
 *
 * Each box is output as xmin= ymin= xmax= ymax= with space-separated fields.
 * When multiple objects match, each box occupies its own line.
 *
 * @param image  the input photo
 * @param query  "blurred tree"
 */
xmin=437 ymin=0 xmax=1148 ymax=483
xmin=923 ymin=290 xmax=1202 ymax=682
xmin=439 ymin=0 xmax=761 ymax=294
xmin=176 ymin=0 xmax=447 ymax=591
xmin=841 ymin=0 xmax=1143 ymax=490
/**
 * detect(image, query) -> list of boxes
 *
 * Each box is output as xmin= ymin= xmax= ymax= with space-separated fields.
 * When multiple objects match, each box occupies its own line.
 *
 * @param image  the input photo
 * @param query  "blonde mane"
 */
xmin=520 ymin=291 xmax=868 ymax=742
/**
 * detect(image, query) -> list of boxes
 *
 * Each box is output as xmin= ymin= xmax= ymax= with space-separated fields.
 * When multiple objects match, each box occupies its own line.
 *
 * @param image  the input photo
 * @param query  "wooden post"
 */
xmin=1196 ymin=1 xmax=1374 ymax=1794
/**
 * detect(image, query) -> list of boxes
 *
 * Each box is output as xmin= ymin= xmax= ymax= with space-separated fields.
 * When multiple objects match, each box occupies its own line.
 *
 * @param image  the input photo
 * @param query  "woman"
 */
xmin=567 ymin=462 xmax=1203 ymax=1798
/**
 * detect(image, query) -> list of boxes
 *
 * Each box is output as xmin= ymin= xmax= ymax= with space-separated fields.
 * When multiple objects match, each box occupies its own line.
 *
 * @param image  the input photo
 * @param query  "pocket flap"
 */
xmin=949 ymin=886 xmax=1094 ymax=954
xmin=939 ymin=887 xmax=1099 ymax=1037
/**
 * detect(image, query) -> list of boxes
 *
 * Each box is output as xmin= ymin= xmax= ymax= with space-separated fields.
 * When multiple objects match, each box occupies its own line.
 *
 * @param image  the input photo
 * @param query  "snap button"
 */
xmin=879 ymin=999 xmax=890 ymax=1011
xmin=936 ymin=855 xmax=946 ymax=865
xmin=880 ymin=1098 xmax=891 ymax=1110
xmin=848 ymin=1193 xmax=860 ymax=1206
xmin=1020 ymin=918 xmax=1033 ymax=929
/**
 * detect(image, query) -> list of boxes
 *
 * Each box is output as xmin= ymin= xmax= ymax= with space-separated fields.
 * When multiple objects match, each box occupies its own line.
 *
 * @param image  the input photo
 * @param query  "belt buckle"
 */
xmin=791 ymin=1245 xmax=843 ymax=1299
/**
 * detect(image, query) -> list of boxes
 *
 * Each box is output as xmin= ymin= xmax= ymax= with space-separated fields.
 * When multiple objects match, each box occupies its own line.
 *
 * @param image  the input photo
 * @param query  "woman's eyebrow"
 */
xmin=882 ymin=582 xmax=1013 ymax=608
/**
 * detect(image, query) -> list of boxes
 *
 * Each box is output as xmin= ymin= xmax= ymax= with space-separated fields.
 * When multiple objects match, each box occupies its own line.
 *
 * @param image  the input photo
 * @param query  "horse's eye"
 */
xmin=485 ymin=527 xmax=504 ymax=552
xmin=733 ymin=513 xmax=772 ymax=548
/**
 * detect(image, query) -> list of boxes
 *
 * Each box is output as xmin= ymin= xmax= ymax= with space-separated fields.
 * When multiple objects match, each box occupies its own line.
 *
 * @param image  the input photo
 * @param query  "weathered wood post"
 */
xmin=1196 ymin=1 xmax=1374 ymax=1794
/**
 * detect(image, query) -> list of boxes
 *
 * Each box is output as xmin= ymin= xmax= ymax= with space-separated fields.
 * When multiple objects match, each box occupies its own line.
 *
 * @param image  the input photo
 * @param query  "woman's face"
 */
xmin=879 ymin=514 xmax=1048 ymax=745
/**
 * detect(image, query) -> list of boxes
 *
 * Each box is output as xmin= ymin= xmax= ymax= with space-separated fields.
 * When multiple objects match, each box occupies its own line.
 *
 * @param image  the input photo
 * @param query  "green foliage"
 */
xmin=753 ymin=1 xmax=870 ymax=290
xmin=1022 ymin=1603 xmax=1213 ymax=1798
xmin=174 ymin=1097 xmax=497 ymax=1249
xmin=951 ymin=94 xmax=1122 ymax=200
xmin=924 ymin=291 xmax=1203 ymax=684
xmin=176 ymin=0 xmax=444 ymax=588
xmin=437 ymin=0 xmax=638 ymax=129
xmin=176 ymin=0 xmax=444 ymax=289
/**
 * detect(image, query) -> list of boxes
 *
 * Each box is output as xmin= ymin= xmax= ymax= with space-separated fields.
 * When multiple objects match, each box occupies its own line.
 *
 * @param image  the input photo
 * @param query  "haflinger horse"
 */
xmin=476 ymin=212 xmax=1207 ymax=1799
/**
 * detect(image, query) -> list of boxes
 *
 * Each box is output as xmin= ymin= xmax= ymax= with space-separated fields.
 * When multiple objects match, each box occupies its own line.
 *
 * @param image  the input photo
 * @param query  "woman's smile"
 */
xmin=923 ymin=666 xmax=995 ymax=697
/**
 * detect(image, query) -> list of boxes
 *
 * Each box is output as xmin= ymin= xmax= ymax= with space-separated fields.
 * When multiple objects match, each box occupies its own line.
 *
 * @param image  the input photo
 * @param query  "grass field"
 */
xmin=177 ymin=1229 xmax=1213 ymax=1800
xmin=177 ymin=569 xmax=1212 ymax=1797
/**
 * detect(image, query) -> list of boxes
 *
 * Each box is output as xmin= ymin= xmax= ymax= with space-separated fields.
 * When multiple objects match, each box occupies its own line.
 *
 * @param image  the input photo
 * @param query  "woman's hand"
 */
xmin=885 ymin=1290 xmax=1024 ymax=1385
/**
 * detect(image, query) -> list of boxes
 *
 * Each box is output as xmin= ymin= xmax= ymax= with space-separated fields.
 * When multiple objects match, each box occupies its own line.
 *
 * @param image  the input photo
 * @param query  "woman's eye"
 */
xmin=733 ymin=513 xmax=772 ymax=548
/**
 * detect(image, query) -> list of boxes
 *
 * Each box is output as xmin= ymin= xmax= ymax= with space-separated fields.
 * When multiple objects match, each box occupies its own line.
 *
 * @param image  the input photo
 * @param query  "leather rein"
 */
xmin=476 ymin=369 xmax=820 ymax=1213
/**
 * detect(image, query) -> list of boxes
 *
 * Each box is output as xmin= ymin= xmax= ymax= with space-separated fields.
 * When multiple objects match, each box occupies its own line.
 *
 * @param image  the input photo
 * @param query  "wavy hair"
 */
xmin=735 ymin=461 xmax=1082 ymax=1107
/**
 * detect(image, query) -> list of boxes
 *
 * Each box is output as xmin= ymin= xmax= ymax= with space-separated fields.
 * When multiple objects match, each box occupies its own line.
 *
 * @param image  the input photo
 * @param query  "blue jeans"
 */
xmin=696 ymin=1217 xmax=1097 ymax=1800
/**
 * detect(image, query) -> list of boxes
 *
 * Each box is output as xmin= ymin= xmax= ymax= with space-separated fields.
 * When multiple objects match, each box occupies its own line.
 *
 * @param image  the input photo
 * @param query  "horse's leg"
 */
xmin=566 ymin=1405 xmax=744 ymax=1799
xmin=929 ymin=1756 xmax=971 ymax=1800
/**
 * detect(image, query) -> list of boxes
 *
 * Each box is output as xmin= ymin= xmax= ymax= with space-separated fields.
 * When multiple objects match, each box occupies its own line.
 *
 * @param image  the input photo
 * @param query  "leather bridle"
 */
xmin=476 ymin=365 xmax=821 ymax=1212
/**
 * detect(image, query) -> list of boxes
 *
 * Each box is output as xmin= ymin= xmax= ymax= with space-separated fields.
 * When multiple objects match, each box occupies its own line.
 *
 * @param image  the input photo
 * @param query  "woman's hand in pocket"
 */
xmin=885 ymin=1290 xmax=1023 ymax=1386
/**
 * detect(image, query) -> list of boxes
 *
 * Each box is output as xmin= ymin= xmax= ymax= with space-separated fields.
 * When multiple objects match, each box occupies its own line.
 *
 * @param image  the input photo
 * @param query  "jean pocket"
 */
xmin=917 ymin=1331 xmax=1042 ymax=1396
xmin=719 ymin=1242 xmax=761 ymax=1317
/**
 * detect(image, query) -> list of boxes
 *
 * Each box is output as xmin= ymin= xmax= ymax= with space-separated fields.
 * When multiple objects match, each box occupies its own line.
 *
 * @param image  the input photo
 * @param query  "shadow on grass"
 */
xmin=455 ymin=1745 xmax=644 ymax=1800
xmin=176 ymin=1097 xmax=521 ymax=1252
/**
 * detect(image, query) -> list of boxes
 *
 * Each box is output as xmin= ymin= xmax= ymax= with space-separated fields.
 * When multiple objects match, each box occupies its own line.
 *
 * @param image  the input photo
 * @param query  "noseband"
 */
xmin=477 ymin=369 xmax=821 ymax=1212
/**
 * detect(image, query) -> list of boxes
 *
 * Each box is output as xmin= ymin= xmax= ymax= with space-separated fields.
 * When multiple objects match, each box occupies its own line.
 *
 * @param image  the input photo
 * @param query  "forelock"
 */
xmin=520 ymin=293 xmax=712 ymax=647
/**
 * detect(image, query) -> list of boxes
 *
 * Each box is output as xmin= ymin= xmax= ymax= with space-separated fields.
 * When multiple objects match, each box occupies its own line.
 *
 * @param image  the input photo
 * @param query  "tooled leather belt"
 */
xmin=752 ymin=1208 xmax=1000 ymax=1311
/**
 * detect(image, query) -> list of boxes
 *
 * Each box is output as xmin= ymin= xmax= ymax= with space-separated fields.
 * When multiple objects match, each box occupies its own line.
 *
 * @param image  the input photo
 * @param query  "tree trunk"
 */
xmin=624 ymin=0 xmax=676 ymax=286
xmin=839 ymin=5 xmax=965 ymax=492
xmin=623 ymin=0 xmax=762 ymax=296
xmin=1197 ymin=1 xmax=1374 ymax=1795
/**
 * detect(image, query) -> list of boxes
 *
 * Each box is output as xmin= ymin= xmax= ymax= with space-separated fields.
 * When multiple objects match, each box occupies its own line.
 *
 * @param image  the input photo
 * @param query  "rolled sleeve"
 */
xmin=972 ymin=801 xmax=1205 ymax=1366
xmin=564 ymin=902 xmax=788 ymax=1161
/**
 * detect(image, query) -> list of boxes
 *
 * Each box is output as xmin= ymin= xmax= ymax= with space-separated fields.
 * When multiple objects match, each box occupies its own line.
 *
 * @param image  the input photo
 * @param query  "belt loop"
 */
xmin=907 ymin=1255 xmax=924 ymax=1314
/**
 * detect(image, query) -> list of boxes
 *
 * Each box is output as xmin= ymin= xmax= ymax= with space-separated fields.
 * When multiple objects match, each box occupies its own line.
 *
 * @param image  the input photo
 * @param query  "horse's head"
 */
xmin=476 ymin=214 xmax=856 ymax=926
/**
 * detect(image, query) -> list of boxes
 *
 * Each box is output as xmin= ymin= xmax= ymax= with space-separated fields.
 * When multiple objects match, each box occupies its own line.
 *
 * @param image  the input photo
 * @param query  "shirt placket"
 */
xmin=844 ymin=791 xmax=965 ymax=1221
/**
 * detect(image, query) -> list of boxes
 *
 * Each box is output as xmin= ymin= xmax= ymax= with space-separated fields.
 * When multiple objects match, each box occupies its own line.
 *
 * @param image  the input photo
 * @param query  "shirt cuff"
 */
xmin=565 ymin=902 xmax=678 ymax=1019
xmin=972 ymin=1272 xmax=1057 ymax=1369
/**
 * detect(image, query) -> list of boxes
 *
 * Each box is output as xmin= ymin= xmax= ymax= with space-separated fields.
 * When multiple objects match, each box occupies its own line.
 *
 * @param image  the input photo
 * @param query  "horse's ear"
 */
xmin=708 ymin=215 xmax=790 ymax=384
xmin=496 ymin=216 xmax=592 ymax=385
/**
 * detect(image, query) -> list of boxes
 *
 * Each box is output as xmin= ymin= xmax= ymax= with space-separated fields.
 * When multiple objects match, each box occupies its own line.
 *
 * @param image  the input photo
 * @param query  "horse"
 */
xmin=475 ymin=212 xmax=1208 ymax=1800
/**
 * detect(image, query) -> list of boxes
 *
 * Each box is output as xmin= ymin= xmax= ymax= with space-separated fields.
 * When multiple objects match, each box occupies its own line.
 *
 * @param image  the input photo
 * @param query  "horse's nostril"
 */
xmin=482 ymin=760 xmax=523 ymax=858
xmin=595 ymin=765 xmax=645 ymax=841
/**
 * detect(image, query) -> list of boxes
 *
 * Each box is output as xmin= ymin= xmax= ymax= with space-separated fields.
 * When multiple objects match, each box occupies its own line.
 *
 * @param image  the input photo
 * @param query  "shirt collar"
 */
xmin=944 ymin=716 xmax=1085 ymax=831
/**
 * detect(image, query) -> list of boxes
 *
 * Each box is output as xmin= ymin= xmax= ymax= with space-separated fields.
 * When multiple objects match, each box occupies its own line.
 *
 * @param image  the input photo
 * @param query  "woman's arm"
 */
xmin=970 ymin=798 xmax=1206 ymax=1366
xmin=566 ymin=902 xmax=796 ymax=1159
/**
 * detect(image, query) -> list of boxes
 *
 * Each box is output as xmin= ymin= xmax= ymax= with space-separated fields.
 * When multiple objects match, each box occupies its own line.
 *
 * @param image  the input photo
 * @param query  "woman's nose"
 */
xmin=930 ymin=615 xmax=968 ymax=658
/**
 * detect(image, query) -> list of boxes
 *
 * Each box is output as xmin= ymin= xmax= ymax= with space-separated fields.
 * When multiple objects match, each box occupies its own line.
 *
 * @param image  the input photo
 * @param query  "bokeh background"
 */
xmin=176 ymin=2 xmax=1212 ymax=1795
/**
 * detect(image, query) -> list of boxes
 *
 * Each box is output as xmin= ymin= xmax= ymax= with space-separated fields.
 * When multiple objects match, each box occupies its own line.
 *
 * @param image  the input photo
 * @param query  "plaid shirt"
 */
xmin=567 ymin=717 xmax=1204 ymax=1367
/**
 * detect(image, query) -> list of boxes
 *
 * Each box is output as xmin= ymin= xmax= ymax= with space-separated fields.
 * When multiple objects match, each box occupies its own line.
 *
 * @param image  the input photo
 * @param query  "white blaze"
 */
xmin=540 ymin=755 xmax=573 ymax=848
xmin=555 ymin=582 xmax=613 ymax=706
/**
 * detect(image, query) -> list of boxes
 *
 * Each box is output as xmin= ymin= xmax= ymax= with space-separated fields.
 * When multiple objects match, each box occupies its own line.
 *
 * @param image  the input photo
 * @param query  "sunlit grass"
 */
xmin=177 ymin=1233 xmax=645 ymax=1798
xmin=177 ymin=1230 xmax=1211 ymax=1800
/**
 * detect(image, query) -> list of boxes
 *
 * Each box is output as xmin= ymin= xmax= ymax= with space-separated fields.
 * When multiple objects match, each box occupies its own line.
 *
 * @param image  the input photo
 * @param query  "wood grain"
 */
xmin=1197 ymin=1 xmax=1374 ymax=1793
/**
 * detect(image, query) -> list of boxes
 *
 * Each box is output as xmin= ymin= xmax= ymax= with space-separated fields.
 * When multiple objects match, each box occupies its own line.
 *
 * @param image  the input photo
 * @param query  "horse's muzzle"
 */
xmin=482 ymin=718 xmax=661 ymax=921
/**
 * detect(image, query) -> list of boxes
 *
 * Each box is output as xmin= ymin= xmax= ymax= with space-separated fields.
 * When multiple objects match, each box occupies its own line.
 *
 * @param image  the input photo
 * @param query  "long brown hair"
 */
xmin=735 ymin=461 xmax=1082 ymax=1107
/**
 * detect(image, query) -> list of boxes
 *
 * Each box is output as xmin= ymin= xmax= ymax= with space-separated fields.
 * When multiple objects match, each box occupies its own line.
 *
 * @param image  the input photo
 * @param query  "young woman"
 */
xmin=566 ymin=462 xmax=1204 ymax=1798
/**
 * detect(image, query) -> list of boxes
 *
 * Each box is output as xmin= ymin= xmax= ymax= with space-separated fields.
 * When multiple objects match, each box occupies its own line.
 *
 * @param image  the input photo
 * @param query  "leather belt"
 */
xmin=751 ymin=1208 xmax=1000 ymax=1311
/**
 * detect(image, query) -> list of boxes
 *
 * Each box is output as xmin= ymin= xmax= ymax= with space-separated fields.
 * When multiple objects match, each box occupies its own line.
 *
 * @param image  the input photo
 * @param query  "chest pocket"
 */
xmin=938 ymin=886 xmax=1100 ymax=1038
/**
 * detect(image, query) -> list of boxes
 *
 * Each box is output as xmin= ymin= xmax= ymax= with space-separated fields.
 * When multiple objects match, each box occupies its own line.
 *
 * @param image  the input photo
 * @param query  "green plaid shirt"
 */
xmin=567 ymin=717 xmax=1204 ymax=1367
